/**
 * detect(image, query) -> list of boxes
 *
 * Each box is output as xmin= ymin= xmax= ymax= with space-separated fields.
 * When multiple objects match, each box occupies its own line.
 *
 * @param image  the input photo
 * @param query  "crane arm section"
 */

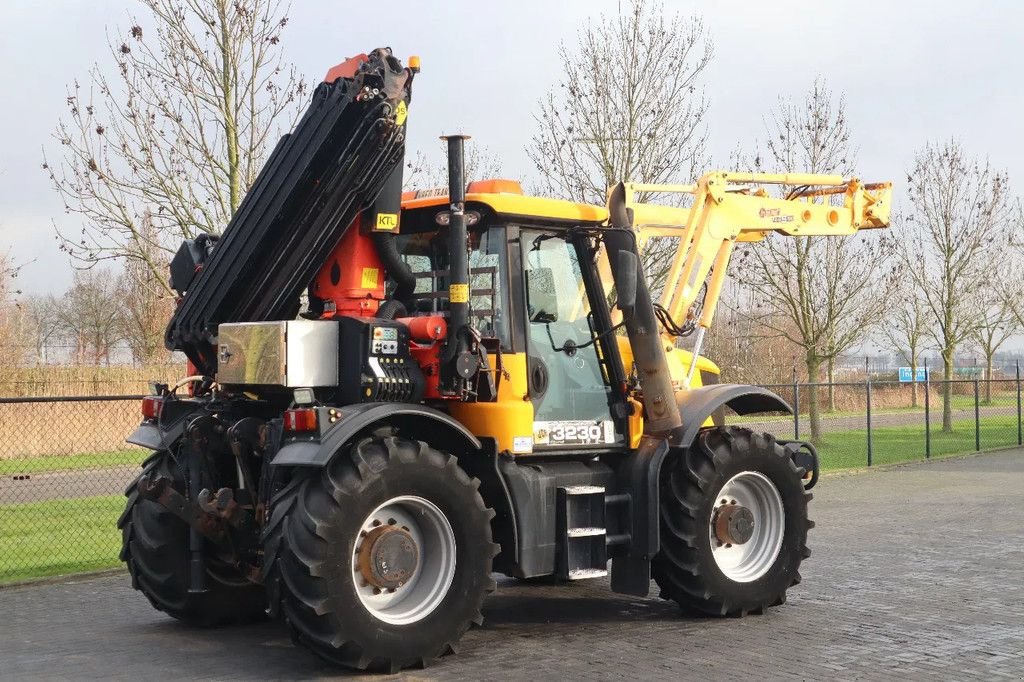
xmin=611 ymin=172 xmax=892 ymax=339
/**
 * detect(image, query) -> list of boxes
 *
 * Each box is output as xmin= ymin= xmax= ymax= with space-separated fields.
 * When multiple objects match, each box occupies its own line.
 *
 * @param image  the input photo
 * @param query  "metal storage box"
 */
xmin=216 ymin=320 xmax=339 ymax=387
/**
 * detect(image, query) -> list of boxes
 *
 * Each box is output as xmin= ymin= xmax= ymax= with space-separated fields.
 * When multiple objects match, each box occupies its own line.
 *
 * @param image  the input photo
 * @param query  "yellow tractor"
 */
xmin=120 ymin=49 xmax=892 ymax=671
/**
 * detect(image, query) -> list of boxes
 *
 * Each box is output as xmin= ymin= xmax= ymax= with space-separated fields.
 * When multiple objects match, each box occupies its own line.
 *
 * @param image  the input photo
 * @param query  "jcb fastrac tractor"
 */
xmin=121 ymin=49 xmax=892 ymax=671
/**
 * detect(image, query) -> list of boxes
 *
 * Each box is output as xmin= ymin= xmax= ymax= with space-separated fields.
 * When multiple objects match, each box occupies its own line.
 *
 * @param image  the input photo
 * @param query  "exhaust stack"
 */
xmin=440 ymin=135 xmax=471 ymax=393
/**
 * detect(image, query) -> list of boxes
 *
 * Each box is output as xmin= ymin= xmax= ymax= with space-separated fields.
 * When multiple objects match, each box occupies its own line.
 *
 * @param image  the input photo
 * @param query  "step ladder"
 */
xmin=556 ymin=485 xmax=608 ymax=580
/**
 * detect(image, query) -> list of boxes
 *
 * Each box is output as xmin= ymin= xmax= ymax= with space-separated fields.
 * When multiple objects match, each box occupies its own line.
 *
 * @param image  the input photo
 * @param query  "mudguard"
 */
xmin=609 ymin=384 xmax=791 ymax=597
xmin=671 ymin=383 xmax=792 ymax=448
xmin=125 ymin=399 xmax=204 ymax=452
xmin=272 ymin=402 xmax=483 ymax=467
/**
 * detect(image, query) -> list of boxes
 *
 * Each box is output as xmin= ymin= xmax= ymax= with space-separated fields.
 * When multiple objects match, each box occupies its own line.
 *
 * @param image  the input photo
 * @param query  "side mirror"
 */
xmin=616 ymin=250 xmax=638 ymax=320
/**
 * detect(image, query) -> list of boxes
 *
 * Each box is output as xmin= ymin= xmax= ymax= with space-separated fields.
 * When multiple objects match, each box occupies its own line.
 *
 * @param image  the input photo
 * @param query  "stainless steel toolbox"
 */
xmin=216 ymin=320 xmax=339 ymax=387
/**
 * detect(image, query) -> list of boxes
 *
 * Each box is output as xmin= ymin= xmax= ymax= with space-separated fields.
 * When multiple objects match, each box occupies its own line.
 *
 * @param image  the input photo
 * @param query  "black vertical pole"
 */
xmin=924 ymin=358 xmax=931 ymax=459
xmin=866 ymin=360 xmax=873 ymax=467
xmin=440 ymin=134 xmax=469 ymax=393
xmin=793 ymin=367 xmax=800 ymax=441
xmin=1017 ymin=360 xmax=1022 ymax=446
xmin=974 ymin=379 xmax=981 ymax=451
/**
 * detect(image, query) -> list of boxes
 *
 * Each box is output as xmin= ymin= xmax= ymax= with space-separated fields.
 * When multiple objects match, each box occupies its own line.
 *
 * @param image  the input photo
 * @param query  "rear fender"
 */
xmin=272 ymin=402 xmax=483 ymax=467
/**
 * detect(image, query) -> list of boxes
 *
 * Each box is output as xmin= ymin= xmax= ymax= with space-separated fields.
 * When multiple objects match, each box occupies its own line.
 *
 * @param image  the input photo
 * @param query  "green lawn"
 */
xmin=0 ymin=449 xmax=148 ymax=476
xmin=0 ymin=494 xmax=124 ymax=584
xmin=814 ymin=415 xmax=1021 ymax=470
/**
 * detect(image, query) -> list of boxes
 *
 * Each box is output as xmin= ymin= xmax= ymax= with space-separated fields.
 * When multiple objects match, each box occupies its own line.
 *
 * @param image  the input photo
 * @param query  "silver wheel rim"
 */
xmin=709 ymin=471 xmax=784 ymax=583
xmin=351 ymin=495 xmax=456 ymax=625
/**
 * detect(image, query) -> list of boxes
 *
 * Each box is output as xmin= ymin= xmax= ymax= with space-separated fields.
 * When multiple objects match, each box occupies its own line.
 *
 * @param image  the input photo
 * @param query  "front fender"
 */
xmin=671 ymin=384 xmax=791 ymax=448
xmin=272 ymin=402 xmax=483 ymax=467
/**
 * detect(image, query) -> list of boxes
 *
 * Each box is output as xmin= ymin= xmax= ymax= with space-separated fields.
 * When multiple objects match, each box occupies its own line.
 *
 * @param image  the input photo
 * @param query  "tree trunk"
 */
xmin=826 ymin=357 xmax=836 ymax=412
xmin=942 ymin=350 xmax=954 ymax=433
xmin=806 ymin=353 xmax=822 ymax=442
xmin=985 ymin=353 xmax=994 ymax=404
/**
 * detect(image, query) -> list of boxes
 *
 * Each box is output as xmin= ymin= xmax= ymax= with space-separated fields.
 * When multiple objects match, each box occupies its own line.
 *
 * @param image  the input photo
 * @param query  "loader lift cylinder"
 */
xmin=606 ymin=183 xmax=682 ymax=434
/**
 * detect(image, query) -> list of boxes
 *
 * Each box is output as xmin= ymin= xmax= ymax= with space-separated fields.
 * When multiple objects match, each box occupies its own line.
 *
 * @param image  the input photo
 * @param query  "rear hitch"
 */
xmin=136 ymin=474 xmax=227 ymax=541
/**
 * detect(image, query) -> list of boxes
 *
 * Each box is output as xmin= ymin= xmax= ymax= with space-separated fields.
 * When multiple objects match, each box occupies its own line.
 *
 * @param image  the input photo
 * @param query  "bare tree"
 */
xmin=20 ymin=295 xmax=64 ymax=365
xmin=55 ymin=270 xmax=125 ymax=365
xmin=899 ymin=140 xmax=1011 ymax=431
xmin=880 ymin=280 xmax=929 ymax=407
xmin=971 ymin=304 xmax=1016 ymax=403
xmin=116 ymin=211 xmax=174 ymax=364
xmin=44 ymin=0 xmax=306 ymax=295
xmin=526 ymin=0 xmax=711 ymax=206
xmin=733 ymin=80 xmax=891 ymax=441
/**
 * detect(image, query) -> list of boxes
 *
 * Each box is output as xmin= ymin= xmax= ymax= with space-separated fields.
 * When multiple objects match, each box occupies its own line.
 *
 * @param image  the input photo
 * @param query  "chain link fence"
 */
xmin=0 ymin=396 xmax=147 ymax=584
xmin=739 ymin=378 xmax=1023 ymax=469
xmin=2 ymin=377 xmax=1022 ymax=584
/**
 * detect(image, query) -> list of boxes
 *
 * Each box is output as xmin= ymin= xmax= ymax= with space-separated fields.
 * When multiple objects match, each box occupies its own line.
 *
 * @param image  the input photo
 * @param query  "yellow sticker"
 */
xmin=375 ymin=212 xmax=398 ymax=231
xmin=449 ymin=283 xmax=469 ymax=303
xmin=361 ymin=267 xmax=379 ymax=289
xmin=394 ymin=100 xmax=408 ymax=126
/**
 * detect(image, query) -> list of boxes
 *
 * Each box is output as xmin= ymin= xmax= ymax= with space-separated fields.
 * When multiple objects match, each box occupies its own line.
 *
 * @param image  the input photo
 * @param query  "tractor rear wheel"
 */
xmin=264 ymin=435 xmax=497 ymax=672
xmin=118 ymin=451 xmax=267 ymax=626
xmin=652 ymin=426 xmax=812 ymax=616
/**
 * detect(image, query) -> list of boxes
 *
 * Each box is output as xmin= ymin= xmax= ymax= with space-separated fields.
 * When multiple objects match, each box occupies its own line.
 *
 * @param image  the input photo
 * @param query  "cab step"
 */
xmin=556 ymin=485 xmax=608 ymax=580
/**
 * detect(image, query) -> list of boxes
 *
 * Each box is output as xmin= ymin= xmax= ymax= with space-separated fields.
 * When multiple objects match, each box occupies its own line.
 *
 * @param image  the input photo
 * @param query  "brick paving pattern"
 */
xmin=1 ymin=450 xmax=1021 ymax=681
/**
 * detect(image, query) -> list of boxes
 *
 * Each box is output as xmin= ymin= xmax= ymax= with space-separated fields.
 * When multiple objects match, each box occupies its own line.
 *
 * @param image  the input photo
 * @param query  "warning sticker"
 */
xmin=375 ymin=213 xmax=398 ymax=231
xmin=360 ymin=267 xmax=379 ymax=289
xmin=512 ymin=436 xmax=533 ymax=454
xmin=395 ymin=100 xmax=408 ymax=126
xmin=449 ymin=283 xmax=469 ymax=303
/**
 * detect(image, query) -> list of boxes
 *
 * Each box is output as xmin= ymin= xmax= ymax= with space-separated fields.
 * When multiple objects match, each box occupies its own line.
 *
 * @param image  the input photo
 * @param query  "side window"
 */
xmin=397 ymin=225 xmax=510 ymax=349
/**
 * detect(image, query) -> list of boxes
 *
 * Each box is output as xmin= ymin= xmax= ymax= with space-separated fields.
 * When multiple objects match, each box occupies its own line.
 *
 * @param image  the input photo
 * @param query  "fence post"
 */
xmin=924 ymin=359 xmax=931 ymax=459
xmin=793 ymin=368 xmax=800 ymax=441
xmin=1017 ymin=360 xmax=1022 ymax=447
xmin=866 ymin=375 xmax=873 ymax=467
xmin=974 ymin=379 xmax=981 ymax=451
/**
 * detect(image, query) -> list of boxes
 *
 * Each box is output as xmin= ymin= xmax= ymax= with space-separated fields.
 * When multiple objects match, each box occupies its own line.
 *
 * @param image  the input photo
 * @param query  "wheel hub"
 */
xmin=357 ymin=525 xmax=419 ymax=590
xmin=713 ymin=504 xmax=755 ymax=545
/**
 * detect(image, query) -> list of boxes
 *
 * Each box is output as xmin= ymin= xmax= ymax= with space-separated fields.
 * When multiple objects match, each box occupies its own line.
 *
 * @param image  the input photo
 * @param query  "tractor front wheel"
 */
xmin=652 ymin=426 xmax=812 ymax=616
xmin=264 ymin=435 xmax=497 ymax=672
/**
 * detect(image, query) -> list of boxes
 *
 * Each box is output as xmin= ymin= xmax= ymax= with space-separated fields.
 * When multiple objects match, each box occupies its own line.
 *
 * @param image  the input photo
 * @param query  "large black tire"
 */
xmin=262 ymin=435 xmax=497 ymax=673
xmin=652 ymin=427 xmax=812 ymax=616
xmin=118 ymin=451 xmax=267 ymax=626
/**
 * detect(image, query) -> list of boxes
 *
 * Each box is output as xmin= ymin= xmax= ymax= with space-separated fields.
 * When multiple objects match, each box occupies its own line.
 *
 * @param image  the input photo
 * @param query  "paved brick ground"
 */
xmin=1 ymin=450 xmax=1022 ymax=681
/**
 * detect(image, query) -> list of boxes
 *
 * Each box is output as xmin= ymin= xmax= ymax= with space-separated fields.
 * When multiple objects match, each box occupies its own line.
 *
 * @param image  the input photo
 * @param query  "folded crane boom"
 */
xmin=164 ymin=49 xmax=415 ymax=375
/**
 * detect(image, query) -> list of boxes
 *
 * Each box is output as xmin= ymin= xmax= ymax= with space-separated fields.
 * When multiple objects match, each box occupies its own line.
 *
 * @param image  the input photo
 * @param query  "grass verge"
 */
xmin=0 ymin=450 xmax=148 ymax=476
xmin=815 ymin=415 xmax=1020 ymax=469
xmin=0 ymin=494 xmax=123 ymax=584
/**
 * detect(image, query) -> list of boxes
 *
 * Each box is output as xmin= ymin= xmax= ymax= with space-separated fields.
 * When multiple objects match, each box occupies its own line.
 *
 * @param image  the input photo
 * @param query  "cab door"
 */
xmin=520 ymin=229 xmax=623 ymax=450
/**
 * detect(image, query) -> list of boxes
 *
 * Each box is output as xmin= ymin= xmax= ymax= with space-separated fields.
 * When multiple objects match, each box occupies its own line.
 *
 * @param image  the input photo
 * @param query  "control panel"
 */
xmin=337 ymin=316 xmax=424 ymax=404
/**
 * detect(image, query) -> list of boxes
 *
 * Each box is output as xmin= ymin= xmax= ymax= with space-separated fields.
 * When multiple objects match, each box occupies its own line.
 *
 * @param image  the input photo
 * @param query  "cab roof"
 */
xmin=401 ymin=179 xmax=608 ymax=225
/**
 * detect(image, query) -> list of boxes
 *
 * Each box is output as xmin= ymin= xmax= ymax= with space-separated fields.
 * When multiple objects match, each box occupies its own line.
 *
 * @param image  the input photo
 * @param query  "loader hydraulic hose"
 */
xmin=606 ymin=183 xmax=683 ymax=434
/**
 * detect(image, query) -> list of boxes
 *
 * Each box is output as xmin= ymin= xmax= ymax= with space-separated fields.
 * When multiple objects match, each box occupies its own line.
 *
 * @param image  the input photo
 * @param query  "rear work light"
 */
xmin=141 ymin=396 xmax=164 ymax=420
xmin=284 ymin=408 xmax=319 ymax=433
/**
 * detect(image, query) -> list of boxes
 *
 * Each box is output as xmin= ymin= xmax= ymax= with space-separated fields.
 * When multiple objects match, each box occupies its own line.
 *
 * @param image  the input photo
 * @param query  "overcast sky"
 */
xmin=1 ymin=0 xmax=1022 ymax=296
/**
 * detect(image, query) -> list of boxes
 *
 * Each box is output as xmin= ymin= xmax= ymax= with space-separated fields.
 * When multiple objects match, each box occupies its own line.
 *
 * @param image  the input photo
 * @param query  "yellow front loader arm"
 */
xmin=606 ymin=171 xmax=892 ymax=384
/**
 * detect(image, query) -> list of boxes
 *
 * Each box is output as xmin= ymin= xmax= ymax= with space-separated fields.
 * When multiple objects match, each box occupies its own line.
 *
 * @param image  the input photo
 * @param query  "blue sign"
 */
xmin=898 ymin=367 xmax=929 ymax=382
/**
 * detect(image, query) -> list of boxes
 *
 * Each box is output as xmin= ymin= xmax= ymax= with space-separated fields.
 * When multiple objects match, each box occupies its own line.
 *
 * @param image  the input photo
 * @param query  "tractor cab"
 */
xmin=396 ymin=182 xmax=631 ymax=453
